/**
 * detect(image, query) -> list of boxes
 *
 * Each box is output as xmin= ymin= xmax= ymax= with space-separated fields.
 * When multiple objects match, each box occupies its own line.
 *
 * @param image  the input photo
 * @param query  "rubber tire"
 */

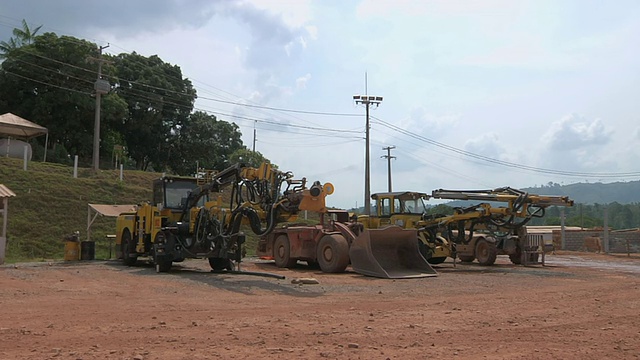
xmin=417 ymin=240 xmax=432 ymax=260
xmin=316 ymin=235 xmax=350 ymax=273
xmin=154 ymin=247 xmax=172 ymax=273
xmin=155 ymin=259 xmax=172 ymax=273
xmin=209 ymin=257 xmax=233 ymax=272
xmin=121 ymin=230 xmax=137 ymax=266
xmin=273 ymin=235 xmax=297 ymax=268
xmin=458 ymin=255 xmax=475 ymax=263
xmin=427 ymin=257 xmax=447 ymax=265
xmin=509 ymin=246 xmax=522 ymax=264
xmin=475 ymin=238 xmax=497 ymax=266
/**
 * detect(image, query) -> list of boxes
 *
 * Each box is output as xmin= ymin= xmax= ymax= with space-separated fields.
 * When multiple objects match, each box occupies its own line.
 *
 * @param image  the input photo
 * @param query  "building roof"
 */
xmin=88 ymin=204 xmax=137 ymax=217
xmin=0 ymin=113 xmax=48 ymax=139
xmin=0 ymin=184 xmax=16 ymax=198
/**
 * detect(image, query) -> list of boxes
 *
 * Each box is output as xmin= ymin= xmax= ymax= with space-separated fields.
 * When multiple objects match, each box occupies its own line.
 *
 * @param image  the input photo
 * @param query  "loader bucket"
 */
xmin=349 ymin=226 xmax=437 ymax=279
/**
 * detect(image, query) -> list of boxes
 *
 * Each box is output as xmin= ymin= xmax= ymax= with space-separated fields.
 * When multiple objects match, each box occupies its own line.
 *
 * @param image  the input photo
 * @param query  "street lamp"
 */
xmin=353 ymin=95 xmax=383 ymax=215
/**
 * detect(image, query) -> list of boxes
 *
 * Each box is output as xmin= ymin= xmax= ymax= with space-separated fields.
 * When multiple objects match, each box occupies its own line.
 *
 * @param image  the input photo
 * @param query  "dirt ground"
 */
xmin=1 ymin=252 xmax=639 ymax=360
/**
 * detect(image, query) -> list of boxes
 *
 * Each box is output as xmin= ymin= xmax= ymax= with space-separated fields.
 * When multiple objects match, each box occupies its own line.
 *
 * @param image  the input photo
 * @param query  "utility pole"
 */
xmin=381 ymin=146 xmax=396 ymax=192
xmin=353 ymin=94 xmax=383 ymax=215
xmin=252 ymin=120 xmax=257 ymax=152
xmin=90 ymin=44 xmax=110 ymax=172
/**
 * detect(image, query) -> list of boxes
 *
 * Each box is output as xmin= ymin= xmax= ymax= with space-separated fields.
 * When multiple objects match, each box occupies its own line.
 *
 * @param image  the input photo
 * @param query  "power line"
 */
xmin=372 ymin=116 xmax=640 ymax=178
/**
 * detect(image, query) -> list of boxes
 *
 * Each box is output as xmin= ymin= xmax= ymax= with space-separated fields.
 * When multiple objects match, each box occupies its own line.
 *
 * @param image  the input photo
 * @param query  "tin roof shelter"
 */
xmin=0 ymin=113 xmax=49 ymax=161
xmin=86 ymin=204 xmax=137 ymax=242
xmin=0 ymin=184 xmax=16 ymax=265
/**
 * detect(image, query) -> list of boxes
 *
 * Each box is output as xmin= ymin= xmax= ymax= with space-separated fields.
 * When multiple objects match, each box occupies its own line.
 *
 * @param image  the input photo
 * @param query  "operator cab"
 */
xmin=153 ymin=176 xmax=208 ymax=211
xmin=372 ymin=192 xmax=430 ymax=217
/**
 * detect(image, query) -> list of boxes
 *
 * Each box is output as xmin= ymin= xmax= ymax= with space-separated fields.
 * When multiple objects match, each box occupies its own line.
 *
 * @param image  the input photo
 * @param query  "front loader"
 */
xmin=256 ymin=201 xmax=438 ymax=279
xmin=356 ymin=192 xmax=449 ymax=265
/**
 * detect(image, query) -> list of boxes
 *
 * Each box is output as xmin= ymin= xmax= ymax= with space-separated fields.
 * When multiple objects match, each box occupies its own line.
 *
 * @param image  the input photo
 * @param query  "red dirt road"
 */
xmin=1 ymin=252 xmax=639 ymax=360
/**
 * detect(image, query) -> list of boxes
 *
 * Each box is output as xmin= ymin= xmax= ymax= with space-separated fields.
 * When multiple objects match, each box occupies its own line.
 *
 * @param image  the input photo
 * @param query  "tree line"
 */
xmin=0 ymin=20 xmax=268 ymax=174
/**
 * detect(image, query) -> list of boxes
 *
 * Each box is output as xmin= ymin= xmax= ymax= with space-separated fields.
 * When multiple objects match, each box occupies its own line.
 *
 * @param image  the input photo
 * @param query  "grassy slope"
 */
xmin=0 ymin=157 xmax=157 ymax=262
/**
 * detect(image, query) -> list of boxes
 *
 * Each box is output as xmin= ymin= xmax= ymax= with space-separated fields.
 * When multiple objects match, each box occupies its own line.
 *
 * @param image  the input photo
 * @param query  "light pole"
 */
xmin=353 ymin=95 xmax=383 ymax=215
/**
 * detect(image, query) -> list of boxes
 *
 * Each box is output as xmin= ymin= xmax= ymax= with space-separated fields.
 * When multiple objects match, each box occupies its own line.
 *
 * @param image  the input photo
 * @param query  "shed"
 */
xmin=0 ymin=113 xmax=49 ymax=161
xmin=0 ymin=184 xmax=16 ymax=265
xmin=87 ymin=204 xmax=137 ymax=242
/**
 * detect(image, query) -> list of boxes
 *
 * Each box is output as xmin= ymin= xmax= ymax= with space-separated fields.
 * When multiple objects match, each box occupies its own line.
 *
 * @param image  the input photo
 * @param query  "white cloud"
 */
xmin=296 ymin=74 xmax=311 ymax=89
xmin=464 ymin=133 xmax=506 ymax=160
xmin=542 ymin=114 xmax=612 ymax=151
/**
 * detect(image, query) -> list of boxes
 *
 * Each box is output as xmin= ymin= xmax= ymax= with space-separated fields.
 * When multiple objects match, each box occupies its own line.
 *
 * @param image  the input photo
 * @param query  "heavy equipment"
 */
xmin=115 ymin=162 xmax=332 ymax=272
xmin=424 ymin=187 xmax=574 ymax=265
xmin=256 ymin=207 xmax=437 ymax=278
xmin=116 ymin=162 xmax=436 ymax=278
xmin=356 ymin=191 xmax=450 ymax=265
xmin=354 ymin=187 xmax=573 ymax=266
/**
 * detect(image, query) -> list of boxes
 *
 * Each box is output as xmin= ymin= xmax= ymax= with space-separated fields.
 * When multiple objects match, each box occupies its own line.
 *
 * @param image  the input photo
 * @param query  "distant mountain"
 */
xmin=520 ymin=181 xmax=640 ymax=205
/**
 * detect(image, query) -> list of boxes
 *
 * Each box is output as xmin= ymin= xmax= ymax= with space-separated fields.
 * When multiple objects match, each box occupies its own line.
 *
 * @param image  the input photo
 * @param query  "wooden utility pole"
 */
xmin=381 ymin=146 xmax=396 ymax=192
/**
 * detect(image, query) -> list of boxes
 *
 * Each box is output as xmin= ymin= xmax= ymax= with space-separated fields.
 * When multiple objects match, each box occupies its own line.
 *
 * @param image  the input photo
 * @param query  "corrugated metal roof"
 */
xmin=0 ymin=184 xmax=16 ymax=198
xmin=89 ymin=204 xmax=137 ymax=217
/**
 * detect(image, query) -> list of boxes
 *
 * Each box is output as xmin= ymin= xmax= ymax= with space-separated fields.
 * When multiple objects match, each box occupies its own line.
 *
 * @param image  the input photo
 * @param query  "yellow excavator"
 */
xmin=116 ymin=162 xmax=435 ymax=278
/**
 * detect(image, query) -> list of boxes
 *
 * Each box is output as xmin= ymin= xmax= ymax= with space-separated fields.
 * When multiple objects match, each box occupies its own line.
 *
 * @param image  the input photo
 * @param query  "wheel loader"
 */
xmin=116 ymin=161 xmax=435 ymax=278
xmin=356 ymin=191 xmax=450 ymax=264
xmin=256 ymin=207 xmax=437 ymax=279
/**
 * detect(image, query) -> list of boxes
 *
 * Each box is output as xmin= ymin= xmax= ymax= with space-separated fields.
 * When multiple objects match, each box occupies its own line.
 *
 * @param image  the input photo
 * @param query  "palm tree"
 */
xmin=0 ymin=19 xmax=43 ymax=59
xmin=13 ymin=19 xmax=43 ymax=45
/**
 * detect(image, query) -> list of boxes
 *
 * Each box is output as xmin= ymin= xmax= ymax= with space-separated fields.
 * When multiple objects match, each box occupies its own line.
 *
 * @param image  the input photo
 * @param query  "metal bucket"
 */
xmin=349 ymin=226 xmax=437 ymax=279
xmin=80 ymin=241 xmax=95 ymax=260
xmin=64 ymin=241 xmax=79 ymax=261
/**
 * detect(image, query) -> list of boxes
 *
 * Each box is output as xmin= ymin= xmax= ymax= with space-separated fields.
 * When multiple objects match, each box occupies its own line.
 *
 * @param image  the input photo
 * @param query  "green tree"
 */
xmin=169 ymin=111 xmax=244 ymax=175
xmin=0 ymin=19 xmax=42 ymax=58
xmin=0 ymin=32 xmax=127 ymax=164
xmin=112 ymin=52 xmax=196 ymax=171
xmin=228 ymin=147 xmax=272 ymax=168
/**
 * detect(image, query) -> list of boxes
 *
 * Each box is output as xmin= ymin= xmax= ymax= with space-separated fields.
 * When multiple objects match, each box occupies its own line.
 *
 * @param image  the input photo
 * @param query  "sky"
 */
xmin=1 ymin=0 xmax=640 ymax=209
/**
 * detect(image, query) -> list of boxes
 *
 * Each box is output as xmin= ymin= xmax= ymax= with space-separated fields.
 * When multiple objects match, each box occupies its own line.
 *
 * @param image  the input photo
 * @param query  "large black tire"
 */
xmin=153 ymin=250 xmax=172 ymax=273
xmin=209 ymin=257 xmax=234 ymax=272
xmin=475 ymin=238 xmax=497 ymax=266
xmin=273 ymin=235 xmax=297 ymax=268
xmin=121 ymin=230 xmax=137 ymax=266
xmin=316 ymin=235 xmax=350 ymax=273
xmin=509 ymin=246 xmax=523 ymax=264
xmin=427 ymin=257 xmax=447 ymax=265
xmin=155 ymin=258 xmax=172 ymax=273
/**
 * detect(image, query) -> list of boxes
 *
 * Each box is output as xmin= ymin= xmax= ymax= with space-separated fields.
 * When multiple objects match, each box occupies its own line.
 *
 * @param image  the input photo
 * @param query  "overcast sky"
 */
xmin=1 ymin=0 xmax=640 ymax=209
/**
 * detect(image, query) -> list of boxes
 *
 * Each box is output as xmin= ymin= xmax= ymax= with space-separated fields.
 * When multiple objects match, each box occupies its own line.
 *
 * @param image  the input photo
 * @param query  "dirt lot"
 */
xmin=1 ymin=252 xmax=639 ymax=360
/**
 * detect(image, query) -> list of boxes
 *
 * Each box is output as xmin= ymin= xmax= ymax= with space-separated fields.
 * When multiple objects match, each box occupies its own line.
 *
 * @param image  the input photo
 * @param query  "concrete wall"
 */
xmin=552 ymin=230 xmax=640 ymax=253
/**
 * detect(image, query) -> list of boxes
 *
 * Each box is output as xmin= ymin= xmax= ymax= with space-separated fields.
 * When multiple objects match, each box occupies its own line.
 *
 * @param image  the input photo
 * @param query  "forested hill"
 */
xmin=520 ymin=181 xmax=640 ymax=205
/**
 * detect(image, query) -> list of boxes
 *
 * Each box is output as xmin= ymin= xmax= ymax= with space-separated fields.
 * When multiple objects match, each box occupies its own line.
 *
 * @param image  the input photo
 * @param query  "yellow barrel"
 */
xmin=64 ymin=241 xmax=80 ymax=261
